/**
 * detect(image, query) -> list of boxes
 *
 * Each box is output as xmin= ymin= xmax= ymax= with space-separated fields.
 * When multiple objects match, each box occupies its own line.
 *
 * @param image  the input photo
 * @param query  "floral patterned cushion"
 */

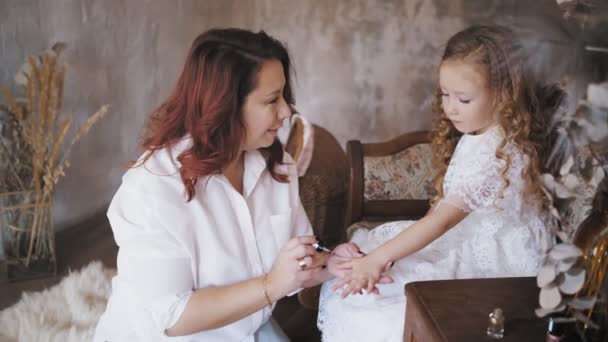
xmin=363 ymin=143 xmax=436 ymax=201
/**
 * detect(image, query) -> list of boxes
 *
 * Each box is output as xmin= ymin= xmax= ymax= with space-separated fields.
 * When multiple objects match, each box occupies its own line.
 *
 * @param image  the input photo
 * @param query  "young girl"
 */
xmin=318 ymin=25 xmax=564 ymax=341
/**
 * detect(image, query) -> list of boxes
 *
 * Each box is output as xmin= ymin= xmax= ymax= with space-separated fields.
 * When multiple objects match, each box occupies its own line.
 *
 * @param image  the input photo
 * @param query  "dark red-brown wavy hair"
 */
xmin=139 ymin=28 xmax=295 ymax=201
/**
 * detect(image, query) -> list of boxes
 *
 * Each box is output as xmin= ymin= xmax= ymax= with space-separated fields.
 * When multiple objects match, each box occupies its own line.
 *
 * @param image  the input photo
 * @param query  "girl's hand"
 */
xmin=332 ymin=253 xmax=393 ymax=298
xmin=328 ymin=242 xmax=394 ymax=285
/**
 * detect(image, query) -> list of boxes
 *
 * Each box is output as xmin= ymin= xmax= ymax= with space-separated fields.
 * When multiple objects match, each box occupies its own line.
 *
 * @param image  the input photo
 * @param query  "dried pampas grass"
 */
xmin=0 ymin=43 xmax=108 ymax=272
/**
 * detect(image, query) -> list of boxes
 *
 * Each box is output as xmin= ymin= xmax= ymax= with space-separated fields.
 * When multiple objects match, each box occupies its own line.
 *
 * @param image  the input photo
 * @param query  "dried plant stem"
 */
xmin=0 ymin=138 xmax=26 ymax=190
xmin=43 ymin=117 xmax=71 ymax=196
xmin=1 ymin=45 xmax=108 ymax=271
xmin=53 ymin=105 xmax=108 ymax=185
xmin=570 ymin=234 xmax=608 ymax=327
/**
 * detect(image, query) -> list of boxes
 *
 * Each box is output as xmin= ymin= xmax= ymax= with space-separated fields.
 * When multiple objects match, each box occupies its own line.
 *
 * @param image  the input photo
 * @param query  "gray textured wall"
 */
xmin=0 ymin=0 xmax=605 ymax=230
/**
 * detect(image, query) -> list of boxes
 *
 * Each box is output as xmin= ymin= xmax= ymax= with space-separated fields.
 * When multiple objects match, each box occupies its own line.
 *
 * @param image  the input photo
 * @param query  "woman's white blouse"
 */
xmin=93 ymin=137 xmax=313 ymax=342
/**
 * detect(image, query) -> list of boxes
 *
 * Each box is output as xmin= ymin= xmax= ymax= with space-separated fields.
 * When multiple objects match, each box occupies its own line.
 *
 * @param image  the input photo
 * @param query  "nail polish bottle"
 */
xmin=546 ymin=317 xmax=567 ymax=342
xmin=487 ymin=308 xmax=505 ymax=339
xmin=312 ymin=240 xmax=332 ymax=253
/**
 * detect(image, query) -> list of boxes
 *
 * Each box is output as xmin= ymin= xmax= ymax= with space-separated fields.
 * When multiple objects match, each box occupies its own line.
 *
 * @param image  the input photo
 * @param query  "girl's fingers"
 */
xmin=332 ymin=277 xmax=350 ymax=291
xmin=378 ymin=275 xmax=394 ymax=284
xmin=341 ymin=284 xmax=354 ymax=298
xmin=333 ymin=275 xmax=385 ymax=296
xmin=366 ymin=279 xmax=375 ymax=293
xmin=351 ymin=283 xmax=364 ymax=298
xmin=341 ymin=280 xmax=363 ymax=298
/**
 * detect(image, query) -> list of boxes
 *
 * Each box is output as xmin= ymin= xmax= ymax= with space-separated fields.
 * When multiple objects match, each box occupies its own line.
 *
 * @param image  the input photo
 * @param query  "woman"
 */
xmin=94 ymin=28 xmax=342 ymax=342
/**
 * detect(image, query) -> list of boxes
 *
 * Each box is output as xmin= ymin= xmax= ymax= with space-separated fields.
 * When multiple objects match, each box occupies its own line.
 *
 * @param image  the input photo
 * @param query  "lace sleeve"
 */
xmin=440 ymin=149 xmax=507 ymax=213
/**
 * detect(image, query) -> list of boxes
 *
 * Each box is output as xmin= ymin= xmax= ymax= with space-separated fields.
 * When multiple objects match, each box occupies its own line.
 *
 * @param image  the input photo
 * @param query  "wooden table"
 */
xmin=404 ymin=277 xmax=548 ymax=341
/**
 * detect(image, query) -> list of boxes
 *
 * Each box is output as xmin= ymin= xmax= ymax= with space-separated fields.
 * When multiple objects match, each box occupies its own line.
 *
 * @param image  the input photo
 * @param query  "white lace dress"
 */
xmin=318 ymin=126 xmax=553 ymax=342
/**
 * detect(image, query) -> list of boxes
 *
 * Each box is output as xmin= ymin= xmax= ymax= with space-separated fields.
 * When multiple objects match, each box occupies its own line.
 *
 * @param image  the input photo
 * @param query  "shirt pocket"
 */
xmin=268 ymin=208 xmax=294 ymax=250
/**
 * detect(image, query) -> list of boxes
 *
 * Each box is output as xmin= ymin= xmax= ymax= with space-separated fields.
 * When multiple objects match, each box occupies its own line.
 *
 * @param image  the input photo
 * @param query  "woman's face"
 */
xmin=241 ymin=59 xmax=292 ymax=151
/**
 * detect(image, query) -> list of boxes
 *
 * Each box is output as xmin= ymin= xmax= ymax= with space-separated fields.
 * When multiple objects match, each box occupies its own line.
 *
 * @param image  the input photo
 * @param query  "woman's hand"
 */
xmin=266 ymin=235 xmax=325 ymax=301
xmin=333 ymin=242 xmax=365 ymax=258
xmin=326 ymin=242 xmax=365 ymax=278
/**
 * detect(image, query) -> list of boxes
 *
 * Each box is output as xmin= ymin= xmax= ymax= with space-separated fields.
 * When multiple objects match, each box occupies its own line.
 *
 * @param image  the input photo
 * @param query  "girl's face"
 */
xmin=439 ymin=59 xmax=496 ymax=135
xmin=242 ymin=59 xmax=292 ymax=151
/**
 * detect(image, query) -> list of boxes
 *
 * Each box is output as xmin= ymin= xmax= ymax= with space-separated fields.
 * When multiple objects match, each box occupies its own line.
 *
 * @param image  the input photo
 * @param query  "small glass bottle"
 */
xmin=487 ymin=308 xmax=505 ymax=339
xmin=546 ymin=317 xmax=563 ymax=342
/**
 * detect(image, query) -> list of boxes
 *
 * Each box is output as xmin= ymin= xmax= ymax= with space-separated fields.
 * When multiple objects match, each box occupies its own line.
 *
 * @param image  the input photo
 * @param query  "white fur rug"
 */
xmin=0 ymin=261 xmax=115 ymax=342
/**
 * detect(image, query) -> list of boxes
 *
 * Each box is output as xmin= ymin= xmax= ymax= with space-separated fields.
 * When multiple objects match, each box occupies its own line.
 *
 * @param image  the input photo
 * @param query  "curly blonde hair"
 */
xmin=430 ymin=25 xmax=564 ymax=208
